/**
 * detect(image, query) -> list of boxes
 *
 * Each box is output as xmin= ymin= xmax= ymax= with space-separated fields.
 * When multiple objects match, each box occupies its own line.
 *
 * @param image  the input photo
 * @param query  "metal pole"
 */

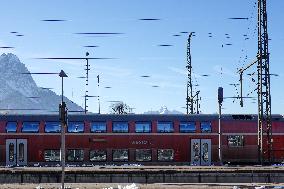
xmin=61 ymin=76 xmax=65 ymax=189
xmin=240 ymin=72 xmax=243 ymax=107
xmin=97 ymin=75 xmax=101 ymax=114
xmin=218 ymin=102 xmax=222 ymax=164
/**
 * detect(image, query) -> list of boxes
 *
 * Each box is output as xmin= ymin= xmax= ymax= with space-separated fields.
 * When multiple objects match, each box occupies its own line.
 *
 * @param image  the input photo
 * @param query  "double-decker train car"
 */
xmin=0 ymin=114 xmax=284 ymax=166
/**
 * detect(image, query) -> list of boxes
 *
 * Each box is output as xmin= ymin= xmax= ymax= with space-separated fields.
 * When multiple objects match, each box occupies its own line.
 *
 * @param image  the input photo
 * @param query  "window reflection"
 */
xmin=9 ymin=143 xmax=15 ymax=162
xmin=201 ymin=122 xmax=212 ymax=133
xmin=90 ymin=122 xmax=106 ymax=133
xmin=18 ymin=143 xmax=24 ymax=162
xmin=135 ymin=149 xmax=152 ymax=161
xmin=157 ymin=122 xmax=174 ymax=133
xmin=6 ymin=122 xmax=17 ymax=133
xmin=202 ymin=143 xmax=209 ymax=162
xmin=180 ymin=122 xmax=196 ymax=133
xmin=158 ymin=149 xmax=174 ymax=161
xmin=135 ymin=122 xmax=151 ymax=133
xmin=22 ymin=122 xmax=39 ymax=133
xmin=44 ymin=150 xmax=60 ymax=161
xmin=45 ymin=122 xmax=61 ymax=133
xmin=67 ymin=149 xmax=84 ymax=161
xmin=112 ymin=122 xmax=128 ymax=133
xmin=112 ymin=149 xmax=128 ymax=161
xmin=68 ymin=122 xmax=84 ymax=133
xmin=193 ymin=142 xmax=200 ymax=162
xmin=90 ymin=150 xmax=107 ymax=161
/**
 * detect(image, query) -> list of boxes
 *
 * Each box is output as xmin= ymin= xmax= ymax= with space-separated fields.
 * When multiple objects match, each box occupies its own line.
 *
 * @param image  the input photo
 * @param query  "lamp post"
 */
xmin=59 ymin=70 xmax=68 ymax=189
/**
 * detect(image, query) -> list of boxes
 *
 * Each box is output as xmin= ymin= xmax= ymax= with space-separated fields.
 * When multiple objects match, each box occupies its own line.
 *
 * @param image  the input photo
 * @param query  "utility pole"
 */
xmin=237 ymin=0 xmax=272 ymax=164
xmin=257 ymin=0 xmax=272 ymax=164
xmin=84 ymin=52 xmax=90 ymax=114
xmin=186 ymin=32 xmax=200 ymax=114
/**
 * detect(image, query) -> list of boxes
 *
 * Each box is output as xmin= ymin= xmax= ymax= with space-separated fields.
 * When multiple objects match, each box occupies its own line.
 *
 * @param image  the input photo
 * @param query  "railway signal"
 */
xmin=218 ymin=87 xmax=223 ymax=165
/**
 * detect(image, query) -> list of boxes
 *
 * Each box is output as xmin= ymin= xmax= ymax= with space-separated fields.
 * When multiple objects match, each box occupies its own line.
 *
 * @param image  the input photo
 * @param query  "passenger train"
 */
xmin=0 ymin=114 xmax=284 ymax=166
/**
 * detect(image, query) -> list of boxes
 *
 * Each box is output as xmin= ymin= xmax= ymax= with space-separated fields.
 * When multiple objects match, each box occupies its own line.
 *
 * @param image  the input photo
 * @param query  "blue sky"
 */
xmin=0 ymin=0 xmax=284 ymax=114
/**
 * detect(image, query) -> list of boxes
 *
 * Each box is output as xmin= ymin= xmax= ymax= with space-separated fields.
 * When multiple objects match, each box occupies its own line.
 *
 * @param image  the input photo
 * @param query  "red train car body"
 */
xmin=0 ymin=114 xmax=284 ymax=166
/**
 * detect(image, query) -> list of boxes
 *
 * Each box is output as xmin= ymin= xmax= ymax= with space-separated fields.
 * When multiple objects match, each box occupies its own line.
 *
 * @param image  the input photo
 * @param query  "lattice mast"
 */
xmin=186 ymin=33 xmax=194 ymax=114
xmin=257 ymin=0 xmax=272 ymax=164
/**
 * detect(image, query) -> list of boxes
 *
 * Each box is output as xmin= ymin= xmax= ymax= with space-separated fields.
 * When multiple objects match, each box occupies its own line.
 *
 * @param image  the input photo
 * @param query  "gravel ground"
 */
xmin=0 ymin=183 xmax=283 ymax=189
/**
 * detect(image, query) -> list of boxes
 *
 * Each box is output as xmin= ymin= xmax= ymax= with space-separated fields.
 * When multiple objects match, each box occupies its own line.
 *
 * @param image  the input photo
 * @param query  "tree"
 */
xmin=110 ymin=102 xmax=132 ymax=114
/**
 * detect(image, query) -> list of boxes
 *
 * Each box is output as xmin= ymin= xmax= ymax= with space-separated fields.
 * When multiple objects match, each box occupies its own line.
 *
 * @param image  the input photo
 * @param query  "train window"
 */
xmin=45 ymin=122 xmax=61 ymax=133
xmin=68 ymin=122 xmax=84 ymax=133
xmin=112 ymin=122 xmax=128 ymax=133
xmin=158 ymin=149 xmax=174 ymax=161
xmin=44 ymin=150 xmax=60 ymax=161
xmin=6 ymin=122 xmax=17 ymax=133
xmin=179 ymin=122 xmax=196 ymax=133
xmin=90 ymin=122 xmax=106 ymax=133
xmin=112 ymin=149 xmax=128 ymax=161
xmin=67 ymin=149 xmax=84 ymax=161
xmin=157 ymin=122 xmax=174 ymax=133
xmin=90 ymin=150 xmax=107 ymax=161
xmin=201 ymin=122 xmax=212 ymax=133
xmin=135 ymin=149 xmax=152 ymax=161
xmin=135 ymin=122 xmax=151 ymax=133
xmin=228 ymin=135 xmax=244 ymax=147
xmin=22 ymin=122 xmax=39 ymax=133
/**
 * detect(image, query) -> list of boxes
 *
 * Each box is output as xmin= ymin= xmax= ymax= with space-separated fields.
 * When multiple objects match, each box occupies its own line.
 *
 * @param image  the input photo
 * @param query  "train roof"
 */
xmin=0 ymin=113 xmax=283 ymax=122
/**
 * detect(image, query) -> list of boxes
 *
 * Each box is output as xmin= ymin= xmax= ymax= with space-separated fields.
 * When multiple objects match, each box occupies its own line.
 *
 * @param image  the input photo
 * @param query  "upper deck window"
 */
xmin=112 ymin=122 xmax=128 ymax=133
xmin=6 ymin=122 xmax=17 ymax=133
xmin=135 ymin=122 xmax=151 ymax=133
xmin=157 ymin=122 xmax=174 ymax=133
xmin=180 ymin=122 xmax=196 ymax=133
xmin=90 ymin=122 xmax=106 ymax=133
xmin=22 ymin=122 xmax=39 ymax=133
xmin=201 ymin=122 xmax=212 ymax=133
xmin=45 ymin=122 xmax=61 ymax=133
xmin=68 ymin=122 xmax=84 ymax=133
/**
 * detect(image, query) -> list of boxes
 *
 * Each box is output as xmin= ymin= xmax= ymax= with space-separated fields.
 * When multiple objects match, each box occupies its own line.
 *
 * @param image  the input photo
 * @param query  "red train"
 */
xmin=0 ymin=114 xmax=284 ymax=166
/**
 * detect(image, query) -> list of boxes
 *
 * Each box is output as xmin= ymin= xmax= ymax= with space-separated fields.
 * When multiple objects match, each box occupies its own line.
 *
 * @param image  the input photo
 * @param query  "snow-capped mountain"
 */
xmin=144 ymin=106 xmax=184 ymax=114
xmin=0 ymin=53 xmax=83 ymax=114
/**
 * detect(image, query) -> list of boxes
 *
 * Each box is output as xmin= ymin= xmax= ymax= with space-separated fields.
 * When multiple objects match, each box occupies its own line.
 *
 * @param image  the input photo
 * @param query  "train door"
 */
xmin=190 ymin=139 xmax=211 ymax=165
xmin=5 ymin=139 xmax=27 ymax=166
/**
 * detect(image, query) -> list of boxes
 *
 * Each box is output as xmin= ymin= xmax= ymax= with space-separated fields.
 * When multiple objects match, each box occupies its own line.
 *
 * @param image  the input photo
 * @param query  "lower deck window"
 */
xmin=158 ymin=149 xmax=174 ymax=161
xmin=90 ymin=150 xmax=107 ymax=161
xmin=228 ymin=135 xmax=244 ymax=147
xmin=44 ymin=150 xmax=60 ymax=162
xmin=113 ymin=149 xmax=128 ymax=161
xmin=67 ymin=149 xmax=84 ymax=161
xmin=135 ymin=149 xmax=152 ymax=161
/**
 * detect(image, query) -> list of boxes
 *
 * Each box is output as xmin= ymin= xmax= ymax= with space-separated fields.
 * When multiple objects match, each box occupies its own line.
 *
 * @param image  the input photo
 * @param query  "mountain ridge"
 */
xmin=0 ymin=53 xmax=84 ymax=114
